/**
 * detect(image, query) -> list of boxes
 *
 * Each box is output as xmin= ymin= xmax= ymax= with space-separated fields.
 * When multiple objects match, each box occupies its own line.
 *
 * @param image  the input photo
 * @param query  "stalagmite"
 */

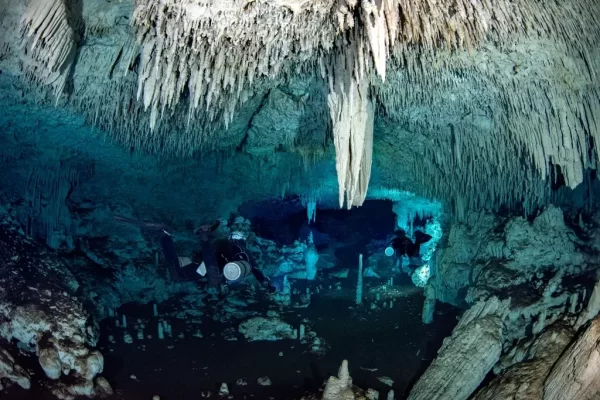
xmin=219 ymin=383 xmax=229 ymax=396
xmin=356 ymin=254 xmax=363 ymax=305
xmin=575 ymin=278 xmax=600 ymax=330
xmin=569 ymin=292 xmax=578 ymax=314
xmin=304 ymin=232 xmax=319 ymax=280
xmin=322 ymin=360 xmax=354 ymax=400
xmin=422 ymin=285 xmax=436 ymax=325
xmin=532 ymin=309 xmax=547 ymax=335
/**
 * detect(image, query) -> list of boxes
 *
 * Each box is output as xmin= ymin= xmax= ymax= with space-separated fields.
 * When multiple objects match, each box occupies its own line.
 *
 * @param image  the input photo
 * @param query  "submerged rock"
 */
xmin=544 ymin=316 xmax=600 ymax=400
xmin=219 ymin=382 xmax=229 ymax=395
xmin=377 ymin=376 xmax=394 ymax=387
xmin=319 ymin=360 xmax=367 ymax=400
xmin=0 ymin=215 xmax=107 ymax=395
xmin=238 ymin=317 xmax=295 ymax=341
xmin=0 ymin=345 xmax=30 ymax=390
xmin=473 ymin=321 xmax=574 ymax=400
xmin=329 ymin=269 xmax=349 ymax=278
xmin=408 ymin=297 xmax=510 ymax=400
xmin=257 ymin=376 xmax=272 ymax=386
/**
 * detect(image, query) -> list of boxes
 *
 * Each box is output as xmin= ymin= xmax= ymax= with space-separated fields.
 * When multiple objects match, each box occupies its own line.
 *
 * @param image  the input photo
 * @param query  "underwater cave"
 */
xmin=1 ymin=0 xmax=600 ymax=399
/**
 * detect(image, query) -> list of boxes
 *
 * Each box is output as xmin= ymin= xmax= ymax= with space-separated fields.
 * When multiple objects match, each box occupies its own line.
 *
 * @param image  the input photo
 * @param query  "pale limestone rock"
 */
xmin=422 ymin=284 xmax=435 ymax=324
xmin=408 ymin=298 xmax=510 ymax=400
xmin=323 ymin=360 xmax=355 ymax=400
xmin=257 ymin=376 xmax=272 ymax=386
xmin=39 ymin=345 xmax=62 ymax=379
xmin=543 ymin=317 xmax=600 ymax=400
xmin=84 ymin=351 xmax=104 ymax=380
xmin=219 ymin=383 xmax=229 ymax=395
xmin=473 ymin=321 xmax=574 ymax=399
xmin=0 ymin=346 xmax=31 ymax=390
xmin=94 ymin=376 xmax=114 ymax=397
xmin=0 ymin=217 xmax=104 ymax=396
xmin=238 ymin=317 xmax=295 ymax=341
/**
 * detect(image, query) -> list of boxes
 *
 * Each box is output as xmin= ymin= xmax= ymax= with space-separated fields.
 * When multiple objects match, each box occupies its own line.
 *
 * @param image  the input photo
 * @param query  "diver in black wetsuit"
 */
xmin=385 ymin=229 xmax=432 ymax=272
xmin=210 ymin=230 xmax=275 ymax=293
xmin=114 ymin=216 xmax=275 ymax=292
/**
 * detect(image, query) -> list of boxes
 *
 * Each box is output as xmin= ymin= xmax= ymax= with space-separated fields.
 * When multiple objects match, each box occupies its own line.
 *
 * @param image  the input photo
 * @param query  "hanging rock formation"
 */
xmin=0 ymin=0 xmax=596 ymax=215
xmin=19 ymin=0 xmax=77 ymax=98
xmin=326 ymin=41 xmax=374 ymax=208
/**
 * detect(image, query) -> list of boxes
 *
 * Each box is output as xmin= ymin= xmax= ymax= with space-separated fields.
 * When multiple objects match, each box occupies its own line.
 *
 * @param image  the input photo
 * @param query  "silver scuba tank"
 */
xmin=223 ymin=260 xmax=252 ymax=282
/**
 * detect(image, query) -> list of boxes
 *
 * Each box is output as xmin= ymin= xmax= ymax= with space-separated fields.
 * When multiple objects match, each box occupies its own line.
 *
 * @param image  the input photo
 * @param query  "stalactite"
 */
xmin=302 ymin=196 xmax=318 ymax=224
xmin=19 ymin=0 xmax=77 ymax=99
xmin=9 ymin=0 xmax=599 ymax=217
xmin=21 ymin=159 xmax=94 ymax=248
xmin=372 ymin=31 xmax=600 ymax=217
xmin=326 ymin=31 xmax=375 ymax=209
xmin=131 ymin=0 xmax=337 ymax=131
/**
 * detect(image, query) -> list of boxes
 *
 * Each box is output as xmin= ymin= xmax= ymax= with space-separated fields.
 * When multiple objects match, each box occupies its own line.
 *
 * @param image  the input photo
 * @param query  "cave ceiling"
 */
xmin=0 ymin=0 xmax=599 ymax=227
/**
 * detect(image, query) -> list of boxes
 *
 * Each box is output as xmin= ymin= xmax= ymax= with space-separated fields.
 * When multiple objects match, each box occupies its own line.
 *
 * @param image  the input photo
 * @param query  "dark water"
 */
xmin=3 ymin=279 xmax=457 ymax=400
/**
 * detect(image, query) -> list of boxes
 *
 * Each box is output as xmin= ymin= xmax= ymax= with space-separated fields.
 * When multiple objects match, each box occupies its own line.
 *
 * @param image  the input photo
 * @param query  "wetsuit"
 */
xmin=114 ymin=215 xmax=272 ymax=289
xmin=389 ymin=230 xmax=433 ymax=272
xmin=162 ymin=233 xmax=273 ymax=290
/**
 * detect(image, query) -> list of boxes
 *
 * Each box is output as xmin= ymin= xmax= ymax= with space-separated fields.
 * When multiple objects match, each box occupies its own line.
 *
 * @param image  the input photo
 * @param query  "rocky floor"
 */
xmin=2 ymin=276 xmax=457 ymax=400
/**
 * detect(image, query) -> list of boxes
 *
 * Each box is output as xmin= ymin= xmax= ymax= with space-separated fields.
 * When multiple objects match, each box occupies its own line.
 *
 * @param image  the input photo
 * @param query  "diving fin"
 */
xmin=414 ymin=230 xmax=433 ymax=244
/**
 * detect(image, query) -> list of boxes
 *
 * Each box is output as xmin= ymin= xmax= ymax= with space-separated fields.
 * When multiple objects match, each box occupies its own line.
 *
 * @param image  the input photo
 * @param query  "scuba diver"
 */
xmin=385 ymin=229 xmax=432 ymax=272
xmin=114 ymin=216 xmax=275 ymax=292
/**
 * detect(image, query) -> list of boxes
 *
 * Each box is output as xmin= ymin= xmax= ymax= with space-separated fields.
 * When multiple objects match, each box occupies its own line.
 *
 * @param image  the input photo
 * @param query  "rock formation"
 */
xmin=408 ymin=297 xmax=510 ymax=400
xmin=0 ymin=0 xmax=598 ymax=233
xmin=0 ymin=0 xmax=599 ymax=398
xmin=302 ymin=359 xmax=368 ymax=400
xmin=473 ymin=321 xmax=575 ymax=400
xmin=407 ymin=206 xmax=600 ymax=400
xmin=0 ymin=345 xmax=30 ymax=391
xmin=544 ymin=317 xmax=600 ymax=400
xmin=0 ymin=213 xmax=110 ymax=397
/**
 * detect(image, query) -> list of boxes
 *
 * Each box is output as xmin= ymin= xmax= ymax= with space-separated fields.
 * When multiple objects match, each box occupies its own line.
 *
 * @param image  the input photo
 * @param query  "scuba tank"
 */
xmin=384 ymin=245 xmax=395 ymax=257
xmin=222 ymin=242 xmax=253 ymax=282
xmin=223 ymin=260 xmax=253 ymax=281
xmin=384 ymin=232 xmax=398 ymax=256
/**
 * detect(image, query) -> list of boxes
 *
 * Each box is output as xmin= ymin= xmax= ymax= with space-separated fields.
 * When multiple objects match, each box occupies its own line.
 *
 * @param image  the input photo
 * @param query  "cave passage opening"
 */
xmin=240 ymin=197 xmax=396 ymax=257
